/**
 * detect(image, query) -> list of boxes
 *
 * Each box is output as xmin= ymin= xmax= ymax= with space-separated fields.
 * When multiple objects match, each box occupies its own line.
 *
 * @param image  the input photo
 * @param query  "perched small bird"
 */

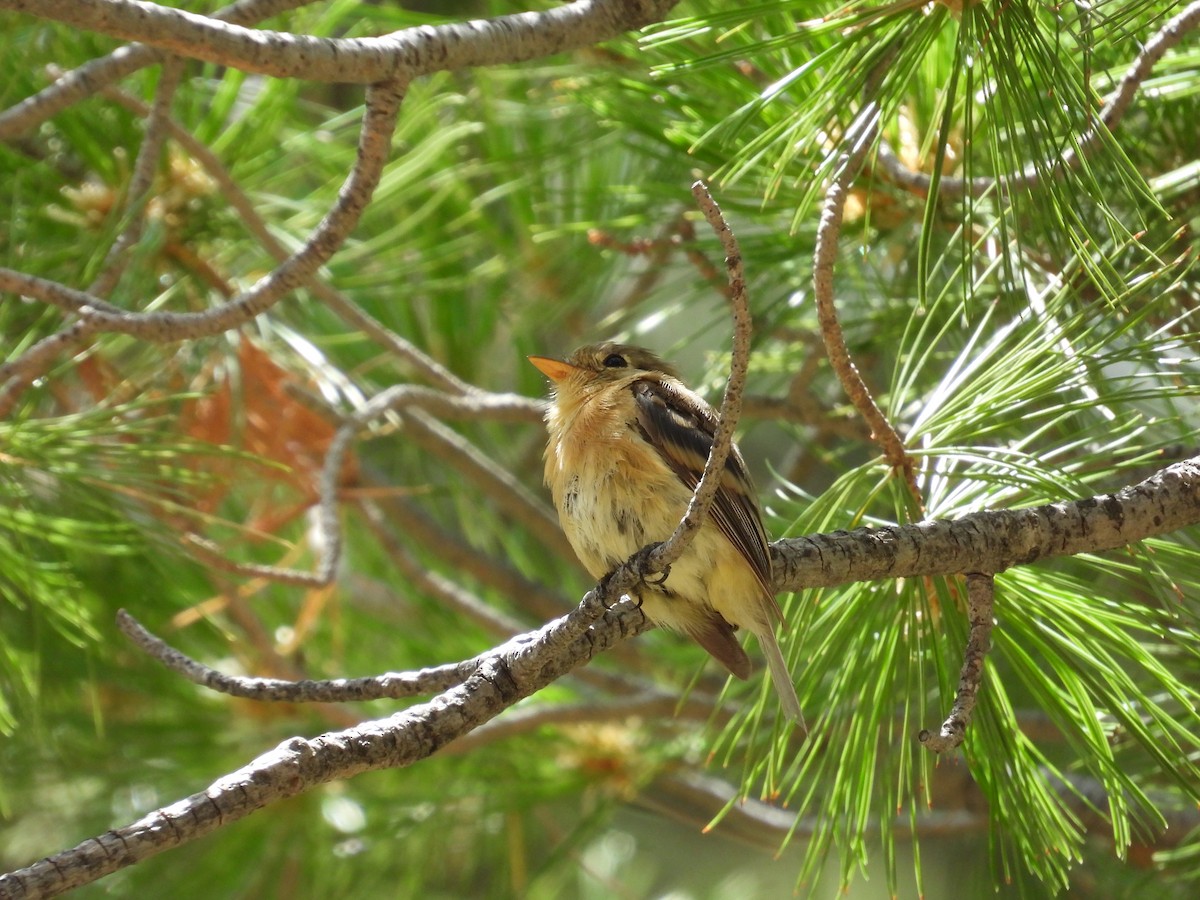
xmin=529 ymin=342 xmax=802 ymax=721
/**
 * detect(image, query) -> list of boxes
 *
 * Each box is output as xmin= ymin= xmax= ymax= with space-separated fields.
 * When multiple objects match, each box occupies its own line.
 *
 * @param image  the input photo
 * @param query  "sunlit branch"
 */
xmin=771 ymin=455 xmax=1200 ymax=591
xmin=603 ymin=181 xmax=753 ymax=600
xmin=0 ymin=0 xmax=680 ymax=84
xmin=919 ymin=572 xmax=994 ymax=753
xmin=811 ymin=43 xmax=921 ymax=507
xmin=0 ymin=0 xmax=315 ymax=139
xmin=117 ymin=609 xmax=487 ymax=700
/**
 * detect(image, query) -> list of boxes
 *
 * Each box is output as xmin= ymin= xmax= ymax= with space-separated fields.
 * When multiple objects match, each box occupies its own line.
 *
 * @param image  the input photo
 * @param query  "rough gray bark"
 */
xmin=771 ymin=456 xmax=1200 ymax=590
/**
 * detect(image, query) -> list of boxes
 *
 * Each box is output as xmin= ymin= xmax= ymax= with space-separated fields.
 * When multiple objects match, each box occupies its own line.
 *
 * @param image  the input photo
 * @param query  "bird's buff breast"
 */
xmin=543 ymin=396 xmax=760 ymax=631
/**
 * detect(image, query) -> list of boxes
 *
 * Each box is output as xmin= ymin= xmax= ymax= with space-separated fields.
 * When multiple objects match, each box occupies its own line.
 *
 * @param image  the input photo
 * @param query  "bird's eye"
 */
xmin=602 ymin=353 xmax=627 ymax=369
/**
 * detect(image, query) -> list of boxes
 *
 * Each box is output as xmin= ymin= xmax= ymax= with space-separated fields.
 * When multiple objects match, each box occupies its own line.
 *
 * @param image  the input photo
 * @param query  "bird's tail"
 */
xmin=756 ymin=627 xmax=804 ymax=724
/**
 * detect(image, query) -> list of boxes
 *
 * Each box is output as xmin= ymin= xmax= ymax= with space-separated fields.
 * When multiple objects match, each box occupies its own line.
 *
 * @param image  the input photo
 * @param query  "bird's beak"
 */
xmin=528 ymin=355 xmax=579 ymax=383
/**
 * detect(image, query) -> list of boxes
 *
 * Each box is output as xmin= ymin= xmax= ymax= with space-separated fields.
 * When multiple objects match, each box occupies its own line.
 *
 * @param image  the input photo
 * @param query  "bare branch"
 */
xmin=771 ymin=455 xmax=1200 ymax=591
xmin=812 ymin=44 xmax=919 ymax=503
xmin=919 ymin=573 xmax=994 ymax=753
xmin=0 ymin=0 xmax=680 ymax=84
xmin=117 ymin=609 xmax=480 ymax=700
xmin=604 ymin=181 xmax=753 ymax=597
xmin=354 ymin=384 xmax=543 ymax=423
xmin=654 ymin=181 xmax=751 ymax=569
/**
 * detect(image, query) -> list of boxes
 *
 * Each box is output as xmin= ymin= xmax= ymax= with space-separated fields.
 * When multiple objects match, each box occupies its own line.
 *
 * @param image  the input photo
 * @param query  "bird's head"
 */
xmin=528 ymin=342 xmax=681 ymax=391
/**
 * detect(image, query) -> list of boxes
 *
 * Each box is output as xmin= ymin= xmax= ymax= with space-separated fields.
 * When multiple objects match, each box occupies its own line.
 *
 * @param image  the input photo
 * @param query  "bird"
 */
xmin=529 ymin=341 xmax=802 ymax=722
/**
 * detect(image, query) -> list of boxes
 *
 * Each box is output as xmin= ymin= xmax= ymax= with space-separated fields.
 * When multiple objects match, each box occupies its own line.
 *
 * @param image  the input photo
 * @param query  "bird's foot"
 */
xmin=632 ymin=542 xmax=671 ymax=586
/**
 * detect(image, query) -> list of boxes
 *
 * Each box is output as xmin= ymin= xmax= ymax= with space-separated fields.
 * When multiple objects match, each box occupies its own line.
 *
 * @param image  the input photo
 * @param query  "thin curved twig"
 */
xmin=919 ymin=572 xmax=994 ymax=753
xmin=812 ymin=44 xmax=921 ymax=507
xmin=609 ymin=180 xmax=753 ymax=592
xmin=117 ymin=609 xmax=493 ymax=700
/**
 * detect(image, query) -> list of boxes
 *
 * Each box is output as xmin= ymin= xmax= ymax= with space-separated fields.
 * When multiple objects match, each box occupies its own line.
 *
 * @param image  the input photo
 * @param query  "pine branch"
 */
xmin=770 ymin=455 xmax=1200 ymax=590
xmin=0 ymin=0 xmax=680 ymax=83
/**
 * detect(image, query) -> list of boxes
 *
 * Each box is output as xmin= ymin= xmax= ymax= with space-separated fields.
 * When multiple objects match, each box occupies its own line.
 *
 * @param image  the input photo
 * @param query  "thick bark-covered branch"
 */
xmin=0 ymin=598 xmax=649 ymax=900
xmin=2 ymin=456 xmax=1195 ymax=898
xmin=0 ymin=0 xmax=312 ymax=139
xmin=0 ymin=0 xmax=679 ymax=83
xmin=771 ymin=456 xmax=1200 ymax=591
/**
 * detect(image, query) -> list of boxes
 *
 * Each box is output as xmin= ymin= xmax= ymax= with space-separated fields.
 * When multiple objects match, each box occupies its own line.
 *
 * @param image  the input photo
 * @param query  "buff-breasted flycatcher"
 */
xmin=529 ymin=342 xmax=802 ymax=721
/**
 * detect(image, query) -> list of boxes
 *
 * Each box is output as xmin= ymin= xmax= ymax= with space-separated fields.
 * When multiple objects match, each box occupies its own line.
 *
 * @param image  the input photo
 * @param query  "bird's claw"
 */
xmin=598 ymin=543 xmax=670 ymax=609
xmin=643 ymin=566 xmax=670 ymax=586
xmin=632 ymin=542 xmax=670 ymax=586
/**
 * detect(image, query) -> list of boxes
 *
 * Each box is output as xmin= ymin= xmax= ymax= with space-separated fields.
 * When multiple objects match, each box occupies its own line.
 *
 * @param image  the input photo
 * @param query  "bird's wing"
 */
xmin=687 ymin=609 xmax=753 ymax=679
xmin=630 ymin=378 xmax=780 ymax=620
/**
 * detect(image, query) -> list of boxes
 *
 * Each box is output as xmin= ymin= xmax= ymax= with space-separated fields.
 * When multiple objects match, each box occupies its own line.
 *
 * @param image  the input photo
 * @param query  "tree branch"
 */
xmin=771 ymin=455 xmax=1200 ymax=591
xmin=0 ymin=0 xmax=680 ymax=84
xmin=811 ymin=43 xmax=921 ymax=505
xmin=642 ymin=180 xmax=753 ymax=576
xmin=603 ymin=181 xmax=754 ymax=598
xmin=0 ymin=596 xmax=648 ymax=900
xmin=116 ymin=609 xmax=483 ymax=700
xmin=919 ymin=573 xmax=994 ymax=753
